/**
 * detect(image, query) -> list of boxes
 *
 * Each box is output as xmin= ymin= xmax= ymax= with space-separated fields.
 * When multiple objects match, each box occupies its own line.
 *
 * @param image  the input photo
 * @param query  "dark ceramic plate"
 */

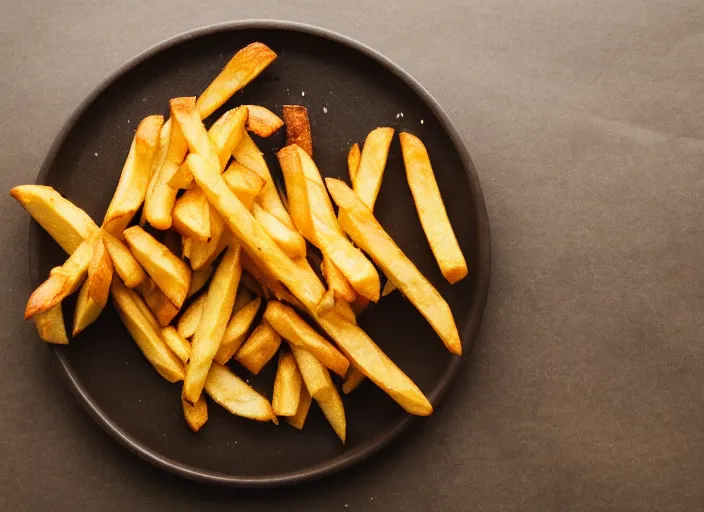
xmin=29 ymin=21 xmax=490 ymax=487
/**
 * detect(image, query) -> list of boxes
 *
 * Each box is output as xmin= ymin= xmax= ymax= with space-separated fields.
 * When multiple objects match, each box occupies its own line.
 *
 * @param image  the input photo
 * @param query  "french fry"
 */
xmin=252 ymin=204 xmax=307 ymax=259
xmin=196 ymin=43 xmax=277 ymax=120
xmin=123 ymin=226 xmax=192 ymax=309
xmin=291 ymin=345 xmax=345 ymax=443
xmin=233 ymin=132 xmax=293 ymax=228
xmin=137 ymin=278 xmax=180 ymax=327
xmin=111 ymin=278 xmax=185 ymax=383
xmin=172 ymin=187 xmax=211 ymax=241
xmin=320 ymin=257 xmax=356 ymax=302
xmin=144 ymin=105 xmax=191 ymax=229
xmin=222 ymin=161 xmax=265 ymax=204
xmin=342 ymin=366 xmax=366 ymax=394
xmin=382 ymin=279 xmax=397 ymax=297
xmin=263 ymin=301 xmax=349 ymax=378
xmin=316 ymin=310 xmax=432 ymax=415
xmin=102 ymin=230 xmax=146 ymax=288
xmin=25 ymin=235 xmax=96 ymax=319
xmin=315 ymin=287 xmax=335 ymax=316
xmin=182 ymin=395 xmax=208 ymax=432
xmin=311 ymin=214 xmax=380 ymax=302
xmin=168 ymin=106 xmax=249 ymax=189
xmin=176 ymin=292 xmax=207 ymax=339
xmin=272 ymin=348 xmax=303 ymax=417
xmin=190 ymin=153 xmax=431 ymax=414
xmin=34 ymin=303 xmax=68 ymax=344
xmin=332 ymin=298 xmax=356 ymax=324
xmin=10 ymin=185 xmax=98 ymax=254
xmin=189 ymin=153 xmax=324 ymax=309
xmin=283 ymin=105 xmax=313 ymax=157
xmin=245 ymin=105 xmax=284 ymax=137
xmin=354 ymin=127 xmax=394 ymax=211
xmin=235 ymin=322 xmax=282 ymax=375
xmin=327 ymin=178 xmax=461 ymax=355
xmin=161 ymin=326 xmax=191 ymax=364
xmin=185 ymin=208 xmax=226 ymax=271
xmin=399 ymin=132 xmax=468 ymax=284
xmin=183 ymin=243 xmax=241 ymax=404
xmin=171 ymin=97 xmax=217 ymax=158
xmin=204 ymin=362 xmax=277 ymax=423
xmin=241 ymin=250 xmax=300 ymax=305
xmin=347 ymin=143 xmax=361 ymax=186
xmin=102 ymin=115 xmax=164 ymax=235
xmin=277 ymin=145 xmax=314 ymax=240
xmin=141 ymin=118 xmax=172 ymax=225
xmin=285 ymin=386 xmax=312 ymax=430
xmin=73 ymin=237 xmax=113 ymax=335
xmin=188 ymin=264 xmax=213 ymax=298
xmin=215 ymin=296 xmax=261 ymax=364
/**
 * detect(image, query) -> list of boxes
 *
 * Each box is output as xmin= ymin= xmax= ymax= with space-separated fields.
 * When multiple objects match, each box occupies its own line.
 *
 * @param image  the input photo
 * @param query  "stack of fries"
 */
xmin=11 ymin=42 xmax=468 ymax=442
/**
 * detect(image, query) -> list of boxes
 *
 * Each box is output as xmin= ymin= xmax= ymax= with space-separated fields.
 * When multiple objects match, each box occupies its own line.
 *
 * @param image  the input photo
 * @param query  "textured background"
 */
xmin=1 ymin=0 xmax=703 ymax=510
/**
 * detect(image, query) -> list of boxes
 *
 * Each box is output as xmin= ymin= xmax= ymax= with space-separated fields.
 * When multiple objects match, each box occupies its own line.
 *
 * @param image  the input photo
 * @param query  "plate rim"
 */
xmin=30 ymin=19 xmax=491 ymax=487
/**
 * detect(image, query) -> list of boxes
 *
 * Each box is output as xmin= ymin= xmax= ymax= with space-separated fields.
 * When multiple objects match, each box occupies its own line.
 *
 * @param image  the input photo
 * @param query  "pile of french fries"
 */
xmin=11 ymin=42 xmax=468 ymax=442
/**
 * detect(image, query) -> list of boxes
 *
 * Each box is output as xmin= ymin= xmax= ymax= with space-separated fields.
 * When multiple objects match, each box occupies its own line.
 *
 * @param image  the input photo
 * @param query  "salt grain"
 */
xmin=94 ymin=152 xmax=98 ymax=156
xmin=323 ymin=107 xmax=328 ymax=113
xmin=396 ymin=113 xmax=400 ymax=119
xmin=421 ymin=119 xmax=424 ymax=124
xmin=301 ymin=91 xmax=305 ymax=97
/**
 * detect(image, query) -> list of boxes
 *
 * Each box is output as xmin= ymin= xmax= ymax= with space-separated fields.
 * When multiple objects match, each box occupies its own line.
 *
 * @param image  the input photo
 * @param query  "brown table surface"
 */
xmin=2 ymin=0 xmax=703 ymax=510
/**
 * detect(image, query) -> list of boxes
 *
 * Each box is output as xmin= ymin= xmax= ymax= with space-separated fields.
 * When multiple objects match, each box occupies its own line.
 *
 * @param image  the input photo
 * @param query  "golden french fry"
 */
xmin=172 ymin=97 xmax=217 ymax=158
xmin=342 ymin=366 xmax=366 ymax=394
xmin=315 ymin=287 xmax=335 ymax=316
xmin=137 ymin=278 xmax=180 ymax=327
xmin=285 ymin=385 xmax=312 ymax=430
xmin=196 ymin=43 xmax=277 ymax=119
xmin=263 ymin=301 xmax=349 ymax=378
xmin=176 ymin=292 xmax=207 ymax=339
xmin=272 ymin=348 xmax=303 ymax=416
xmin=321 ymin=254 xmax=356 ymax=302
xmin=10 ymin=185 xmax=98 ymax=254
xmin=73 ymin=237 xmax=113 ymax=335
xmin=283 ymin=105 xmax=313 ymax=157
xmin=291 ymin=345 xmax=345 ymax=443
xmin=245 ymin=105 xmax=284 ymax=137
xmin=144 ymin=106 xmax=190 ymax=229
xmin=327 ymin=178 xmax=461 ymax=355
xmin=102 ymin=230 xmax=146 ymax=288
xmin=34 ymin=303 xmax=68 ymax=344
xmin=312 ymin=214 xmax=380 ymax=302
xmin=169 ymin=106 xmax=250 ymax=189
xmin=354 ymin=127 xmax=394 ymax=210
xmin=252 ymin=203 xmax=307 ymax=259
xmin=233 ymin=132 xmax=293 ymax=228
xmin=161 ymin=326 xmax=191 ymax=364
xmin=123 ymin=226 xmax=191 ymax=309
xmin=235 ymin=322 xmax=282 ymax=375
xmin=172 ymin=187 xmax=211 ymax=241
xmin=183 ymin=243 xmax=241 ymax=404
xmin=215 ymin=296 xmax=261 ymax=364
xmin=399 ymin=132 xmax=468 ymax=284
xmin=182 ymin=394 xmax=208 ymax=432
xmin=332 ymin=298 xmax=356 ymax=324
xmin=142 ymin=118 xmax=173 ymax=225
xmin=189 ymin=153 xmax=324 ymax=308
xmin=204 ymin=362 xmax=277 ymax=423
xmin=111 ymin=278 xmax=185 ymax=382
xmin=277 ymin=145 xmax=314 ymax=240
xmin=222 ymin=161 xmax=265 ymax=204
xmin=347 ymin=143 xmax=361 ymax=186
xmin=103 ymin=115 xmax=164 ymax=235
xmin=382 ymin=279 xmax=397 ymax=297
xmin=191 ymin=153 xmax=431 ymax=414
xmin=241 ymin=250 xmax=298 ymax=305
xmin=316 ymin=310 xmax=432 ymax=415
xmin=188 ymin=264 xmax=213 ymax=298
xmin=25 ymin=235 xmax=95 ymax=319
xmin=185 ymin=207 xmax=226 ymax=271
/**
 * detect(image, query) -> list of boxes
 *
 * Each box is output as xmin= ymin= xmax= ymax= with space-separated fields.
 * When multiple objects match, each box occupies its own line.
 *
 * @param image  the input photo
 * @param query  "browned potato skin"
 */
xmin=399 ymin=132 xmax=468 ymax=284
xmin=35 ymin=304 xmax=69 ymax=344
xmin=245 ymin=105 xmax=284 ymax=137
xmin=182 ymin=394 xmax=208 ymax=432
xmin=73 ymin=237 xmax=114 ymax=335
xmin=283 ymin=105 xmax=313 ymax=157
xmin=347 ymin=143 xmax=361 ymax=186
